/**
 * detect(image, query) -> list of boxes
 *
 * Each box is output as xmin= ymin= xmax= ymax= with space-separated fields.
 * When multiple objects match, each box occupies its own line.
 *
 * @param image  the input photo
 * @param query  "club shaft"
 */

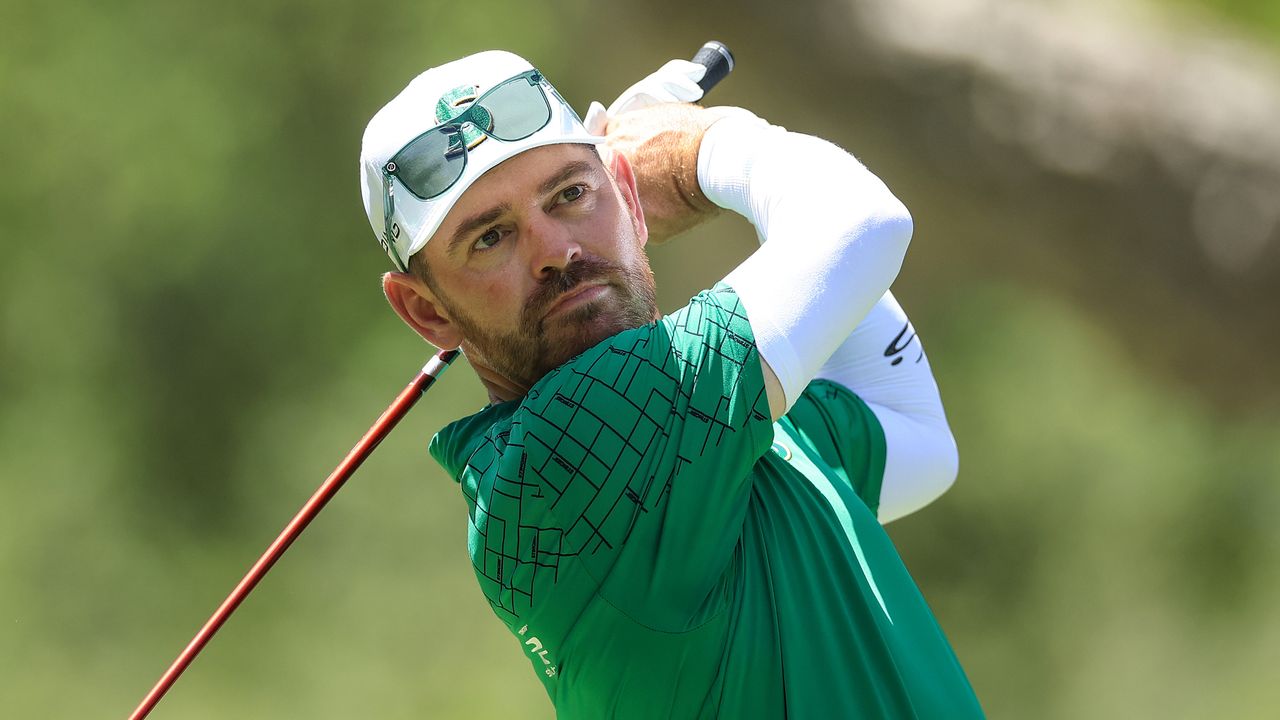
xmin=128 ymin=350 xmax=459 ymax=720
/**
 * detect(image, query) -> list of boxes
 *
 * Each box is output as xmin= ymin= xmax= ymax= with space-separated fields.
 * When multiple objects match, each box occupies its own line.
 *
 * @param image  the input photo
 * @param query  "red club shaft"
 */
xmin=128 ymin=350 xmax=459 ymax=720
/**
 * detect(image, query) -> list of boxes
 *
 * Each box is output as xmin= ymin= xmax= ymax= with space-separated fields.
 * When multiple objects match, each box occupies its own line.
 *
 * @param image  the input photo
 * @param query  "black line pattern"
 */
xmin=446 ymin=287 xmax=767 ymax=625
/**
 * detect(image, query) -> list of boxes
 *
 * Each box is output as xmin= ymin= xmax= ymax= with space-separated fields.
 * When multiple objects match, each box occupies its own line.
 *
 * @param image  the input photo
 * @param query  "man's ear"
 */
xmin=609 ymin=151 xmax=648 ymax=246
xmin=382 ymin=272 xmax=463 ymax=349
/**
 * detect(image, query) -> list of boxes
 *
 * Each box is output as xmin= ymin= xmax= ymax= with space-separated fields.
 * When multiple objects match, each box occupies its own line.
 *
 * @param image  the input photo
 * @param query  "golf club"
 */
xmin=127 ymin=349 xmax=459 ymax=720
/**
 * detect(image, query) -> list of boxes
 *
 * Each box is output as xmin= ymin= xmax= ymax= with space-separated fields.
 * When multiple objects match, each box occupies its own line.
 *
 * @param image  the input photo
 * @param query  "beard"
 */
xmin=439 ymin=252 xmax=659 ymax=390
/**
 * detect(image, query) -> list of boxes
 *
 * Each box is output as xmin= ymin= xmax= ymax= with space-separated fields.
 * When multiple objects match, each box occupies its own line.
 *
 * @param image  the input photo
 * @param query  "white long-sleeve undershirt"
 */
xmin=698 ymin=115 xmax=958 ymax=523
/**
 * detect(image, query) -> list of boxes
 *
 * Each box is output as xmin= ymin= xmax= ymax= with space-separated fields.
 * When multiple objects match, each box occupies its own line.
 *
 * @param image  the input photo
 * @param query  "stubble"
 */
xmin=440 ymin=253 xmax=659 ymax=389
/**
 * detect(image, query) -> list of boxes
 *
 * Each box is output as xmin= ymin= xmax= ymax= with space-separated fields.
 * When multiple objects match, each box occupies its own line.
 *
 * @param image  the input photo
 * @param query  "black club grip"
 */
xmin=691 ymin=41 xmax=735 ymax=94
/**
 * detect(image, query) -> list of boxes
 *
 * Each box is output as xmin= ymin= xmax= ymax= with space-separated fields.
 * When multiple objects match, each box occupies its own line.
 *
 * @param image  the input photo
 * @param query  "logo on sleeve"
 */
xmin=771 ymin=439 xmax=793 ymax=461
xmin=885 ymin=321 xmax=923 ymax=366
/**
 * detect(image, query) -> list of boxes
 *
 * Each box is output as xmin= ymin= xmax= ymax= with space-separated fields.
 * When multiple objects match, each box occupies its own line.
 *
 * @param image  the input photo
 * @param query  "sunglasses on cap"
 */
xmin=381 ymin=69 xmax=553 ymax=271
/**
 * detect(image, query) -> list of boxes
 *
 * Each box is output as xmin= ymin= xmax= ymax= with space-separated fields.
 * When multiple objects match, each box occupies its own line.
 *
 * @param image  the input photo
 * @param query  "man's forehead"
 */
xmin=465 ymin=143 xmax=601 ymax=198
xmin=433 ymin=144 xmax=605 ymax=246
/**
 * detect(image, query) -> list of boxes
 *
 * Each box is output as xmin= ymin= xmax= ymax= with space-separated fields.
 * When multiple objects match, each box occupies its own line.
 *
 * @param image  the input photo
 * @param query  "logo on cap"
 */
xmin=436 ymin=85 xmax=492 ymax=154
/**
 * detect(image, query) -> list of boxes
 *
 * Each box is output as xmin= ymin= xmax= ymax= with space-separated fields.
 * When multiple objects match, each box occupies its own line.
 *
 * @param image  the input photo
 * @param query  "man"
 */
xmin=359 ymin=50 xmax=983 ymax=718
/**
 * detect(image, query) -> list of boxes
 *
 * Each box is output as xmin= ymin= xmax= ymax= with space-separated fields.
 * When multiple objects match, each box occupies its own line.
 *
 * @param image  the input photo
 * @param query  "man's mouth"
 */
xmin=544 ymin=282 xmax=609 ymax=319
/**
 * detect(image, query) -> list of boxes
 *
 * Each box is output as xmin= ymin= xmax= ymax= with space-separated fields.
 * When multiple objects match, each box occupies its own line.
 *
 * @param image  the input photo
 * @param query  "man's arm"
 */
xmin=815 ymin=292 xmax=959 ymax=523
xmin=605 ymin=106 xmax=911 ymax=421
xmin=698 ymin=113 xmax=914 ymax=420
xmin=608 ymin=105 xmax=956 ymax=520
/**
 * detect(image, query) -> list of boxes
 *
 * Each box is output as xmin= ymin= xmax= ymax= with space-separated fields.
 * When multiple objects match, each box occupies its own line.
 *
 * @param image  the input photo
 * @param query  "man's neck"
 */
xmin=470 ymin=358 xmax=530 ymax=405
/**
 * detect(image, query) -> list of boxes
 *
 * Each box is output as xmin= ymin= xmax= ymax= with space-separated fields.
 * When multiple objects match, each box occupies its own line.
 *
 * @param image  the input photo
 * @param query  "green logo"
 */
xmin=436 ymin=84 xmax=492 ymax=152
xmin=771 ymin=440 xmax=793 ymax=461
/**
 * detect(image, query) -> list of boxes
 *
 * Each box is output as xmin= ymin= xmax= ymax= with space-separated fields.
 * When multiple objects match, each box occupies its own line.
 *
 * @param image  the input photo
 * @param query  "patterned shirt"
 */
xmin=429 ymin=284 xmax=984 ymax=719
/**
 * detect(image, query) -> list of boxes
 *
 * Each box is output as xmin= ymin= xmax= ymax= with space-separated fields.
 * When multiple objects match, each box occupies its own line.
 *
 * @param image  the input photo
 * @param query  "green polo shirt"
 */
xmin=429 ymin=284 xmax=983 ymax=719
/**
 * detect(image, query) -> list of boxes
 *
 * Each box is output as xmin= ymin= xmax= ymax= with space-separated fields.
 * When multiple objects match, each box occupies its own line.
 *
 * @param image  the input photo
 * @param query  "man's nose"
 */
xmin=526 ymin=216 xmax=581 ymax=279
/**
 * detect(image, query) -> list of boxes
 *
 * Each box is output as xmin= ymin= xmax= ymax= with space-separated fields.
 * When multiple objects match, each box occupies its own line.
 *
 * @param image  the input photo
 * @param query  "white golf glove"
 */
xmin=583 ymin=59 xmax=708 ymax=135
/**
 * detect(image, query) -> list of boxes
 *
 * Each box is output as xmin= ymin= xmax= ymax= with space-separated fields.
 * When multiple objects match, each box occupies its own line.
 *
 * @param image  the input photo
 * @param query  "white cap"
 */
xmin=360 ymin=51 xmax=603 ymax=269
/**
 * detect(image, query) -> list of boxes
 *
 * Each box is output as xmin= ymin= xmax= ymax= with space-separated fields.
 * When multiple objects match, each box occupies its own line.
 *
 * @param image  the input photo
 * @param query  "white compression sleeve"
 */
xmin=700 ymin=114 xmax=913 ymax=409
xmin=817 ymin=292 xmax=959 ymax=523
xmin=700 ymin=115 xmax=957 ymax=523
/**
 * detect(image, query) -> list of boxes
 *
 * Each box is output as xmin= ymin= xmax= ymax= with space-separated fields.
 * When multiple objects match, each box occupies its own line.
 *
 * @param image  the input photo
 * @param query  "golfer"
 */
xmin=360 ymin=50 xmax=984 ymax=719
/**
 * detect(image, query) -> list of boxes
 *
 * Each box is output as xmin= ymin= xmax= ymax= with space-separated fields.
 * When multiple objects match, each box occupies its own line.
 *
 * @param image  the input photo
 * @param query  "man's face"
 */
xmin=413 ymin=143 xmax=657 ymax=389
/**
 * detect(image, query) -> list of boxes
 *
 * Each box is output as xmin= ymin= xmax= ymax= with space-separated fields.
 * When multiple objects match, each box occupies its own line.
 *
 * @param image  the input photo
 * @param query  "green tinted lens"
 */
xmin=389 ymin=128 xmax=467 ymax=199
xmin=477 ymin=74 xmax=552 ymax=141
xmin=384 ymin=71 xmax=551 ymax=202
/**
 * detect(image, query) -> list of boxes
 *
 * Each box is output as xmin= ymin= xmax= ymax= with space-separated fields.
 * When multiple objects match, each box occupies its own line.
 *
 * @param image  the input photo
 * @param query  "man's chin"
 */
xmin=543 ymin=298 xmax=648 ymax=360
xmin=546 ymin=307 xmax=625 ymax=359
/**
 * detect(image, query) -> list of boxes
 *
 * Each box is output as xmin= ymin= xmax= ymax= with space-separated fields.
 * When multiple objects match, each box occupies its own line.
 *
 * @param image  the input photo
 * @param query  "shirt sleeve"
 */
xmin=455 ymin=284 xmax=773 ymax=632
xmin=782 ymin=379 xmax=889 ymax=514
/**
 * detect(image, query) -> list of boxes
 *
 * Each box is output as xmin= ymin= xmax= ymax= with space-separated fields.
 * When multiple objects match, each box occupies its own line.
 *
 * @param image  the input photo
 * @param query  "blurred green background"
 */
xmin=4 ymin=0 xmax=1279 ymax=717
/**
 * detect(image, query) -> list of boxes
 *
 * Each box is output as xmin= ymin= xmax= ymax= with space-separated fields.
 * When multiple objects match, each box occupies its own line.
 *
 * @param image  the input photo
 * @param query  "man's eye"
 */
xmin=560 ymin=185 xmax=584 ymax=203
xmin=474 ymin=228 xmax=502 ymax=250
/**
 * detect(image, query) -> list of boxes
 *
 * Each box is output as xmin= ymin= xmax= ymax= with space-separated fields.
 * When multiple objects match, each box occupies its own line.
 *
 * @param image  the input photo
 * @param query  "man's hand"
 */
xmin=604 ymin=103 xmax=725 ymax=245
xmin=584 ymin=58 xmax=708 ymax=127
